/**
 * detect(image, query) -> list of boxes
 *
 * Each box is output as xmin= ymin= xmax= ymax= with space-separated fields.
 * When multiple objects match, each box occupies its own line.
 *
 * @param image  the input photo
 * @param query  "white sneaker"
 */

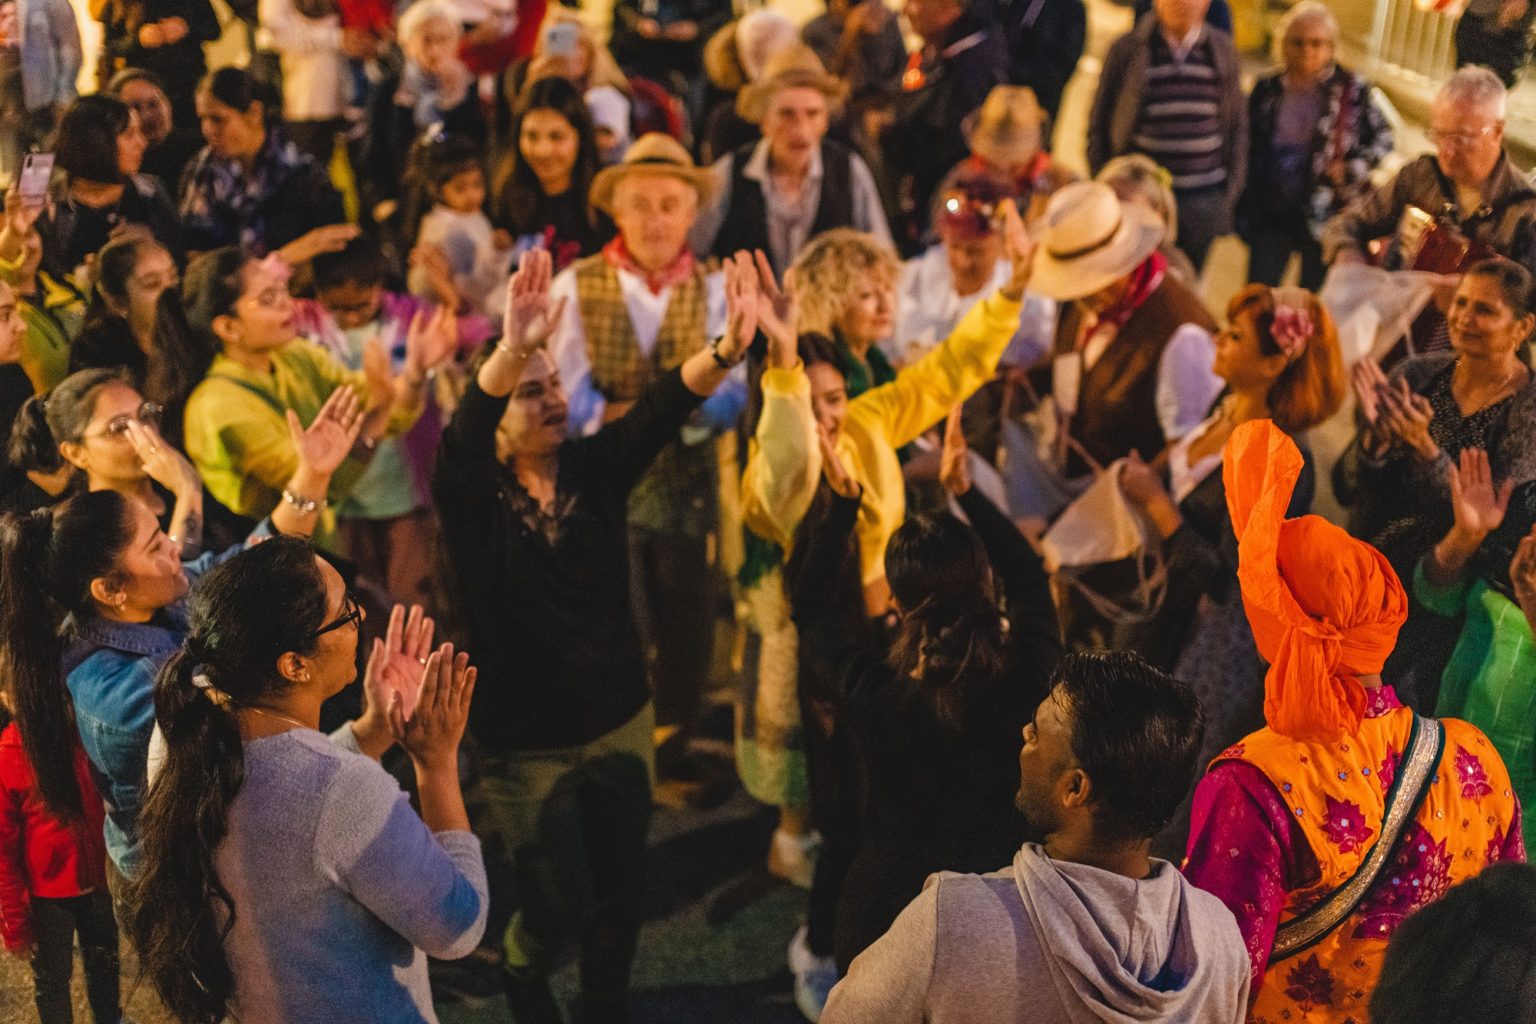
xmin=787 ymin=925 xmax=838 ymax=1023
xmin=767 ymin=828 xmax=820 ymax=889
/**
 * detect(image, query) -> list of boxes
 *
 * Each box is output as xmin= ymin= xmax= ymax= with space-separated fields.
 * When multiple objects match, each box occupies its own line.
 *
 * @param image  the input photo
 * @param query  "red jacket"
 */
xmin=0 ymin=722 xmax=108 ymax=952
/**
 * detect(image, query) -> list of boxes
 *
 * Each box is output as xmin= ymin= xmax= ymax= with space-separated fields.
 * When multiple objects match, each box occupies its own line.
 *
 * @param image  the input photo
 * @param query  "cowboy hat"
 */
xmin=736 ymin=44 xmax=850 ymax=124
xmin=1029 ymin=182 xmax=1165 ymax=301
xmin=964 ymin=86 xmax=1047 ymax=168
xmin=589 ymin=132 xmax=718 ymax=215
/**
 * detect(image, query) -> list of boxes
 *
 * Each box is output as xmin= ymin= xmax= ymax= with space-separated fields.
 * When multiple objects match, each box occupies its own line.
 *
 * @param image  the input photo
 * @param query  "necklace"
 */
xmin=243 ymin=704 xmax=312 ymax=732
xmin=1454 ymin=358 xmax=1526 ymax=416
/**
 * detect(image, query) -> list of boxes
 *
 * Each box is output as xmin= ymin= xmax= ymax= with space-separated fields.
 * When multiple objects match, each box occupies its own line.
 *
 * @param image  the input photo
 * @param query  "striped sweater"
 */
xmin=1130 ymin=33 xmax=1226 ymax=191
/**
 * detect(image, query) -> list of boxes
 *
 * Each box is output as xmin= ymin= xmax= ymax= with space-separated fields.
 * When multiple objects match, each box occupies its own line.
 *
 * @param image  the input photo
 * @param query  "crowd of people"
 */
xmin=0 ymin=0 xmax=1535 ymax=1021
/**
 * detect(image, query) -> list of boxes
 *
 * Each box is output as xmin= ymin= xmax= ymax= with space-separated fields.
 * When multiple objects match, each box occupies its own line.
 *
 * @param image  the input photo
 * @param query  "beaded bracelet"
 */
xmin=282 ymin=490 xmax=329 ymax=516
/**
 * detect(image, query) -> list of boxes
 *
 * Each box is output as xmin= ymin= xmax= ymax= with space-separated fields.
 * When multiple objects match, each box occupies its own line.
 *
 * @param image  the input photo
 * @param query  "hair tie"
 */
xmin=1270 ymin=287 xmax=1314 ymax=360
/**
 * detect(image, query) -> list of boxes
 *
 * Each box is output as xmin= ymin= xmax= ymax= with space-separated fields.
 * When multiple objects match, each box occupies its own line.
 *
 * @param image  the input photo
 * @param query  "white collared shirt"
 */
xmin=1159 ymin=23 xmax=1205 ymax=62
xmin=887 ymin=244 xmax=1056 ymax=370
xmin=547 ymin=261 xmax=745 ymax=436
xmin=691 ymin=138 xmax=893 ymax=273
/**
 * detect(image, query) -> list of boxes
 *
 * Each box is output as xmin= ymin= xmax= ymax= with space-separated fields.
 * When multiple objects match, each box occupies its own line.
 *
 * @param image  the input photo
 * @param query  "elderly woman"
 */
xmin=1335 ymin=257 xmax=1536 ymax=699
xmin=363 ymin=0 xmax=486 ymax=224
xmin=1240 ymin=1 xmax=1393 ymax=288
xmin=179 ymin=68 xmax=348 ymax=259
xmin=0 ymin=95 xmax=180 ymax=286
xmin=1097 ymin=154 xmax=1199 ymax=286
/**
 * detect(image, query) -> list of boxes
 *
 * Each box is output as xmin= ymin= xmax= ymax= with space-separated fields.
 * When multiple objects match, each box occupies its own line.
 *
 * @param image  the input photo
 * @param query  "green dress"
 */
xmin=1416 ymin=560 xmax=1536 ymax=849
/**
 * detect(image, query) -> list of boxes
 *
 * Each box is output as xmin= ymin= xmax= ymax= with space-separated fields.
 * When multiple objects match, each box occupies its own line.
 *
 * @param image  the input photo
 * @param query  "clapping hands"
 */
xmin=287 ymin=384 xmax=366 ymax=476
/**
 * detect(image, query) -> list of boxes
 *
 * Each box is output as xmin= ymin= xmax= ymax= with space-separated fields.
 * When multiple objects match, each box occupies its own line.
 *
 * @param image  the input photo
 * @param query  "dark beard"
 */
xmin=1014 ymin=790 xmax=1051 ymax=846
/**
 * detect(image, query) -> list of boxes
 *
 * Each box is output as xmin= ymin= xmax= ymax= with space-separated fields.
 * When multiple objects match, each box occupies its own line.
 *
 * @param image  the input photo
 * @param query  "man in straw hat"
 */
xmin=1183 ymin=419 xmax=1525 ymax=1023
xmin=937 ymin=85 xmax=1077 ymax=228
xmin=692 ymin=43 xmax=892 ymax=277
xmin=1087 ymin=0 xmax=1246 ymax=272
xmin=546 ymin=130 xmax=746 ymax=791
xmin=1025 ymin=180 xmax=1221 ymax=481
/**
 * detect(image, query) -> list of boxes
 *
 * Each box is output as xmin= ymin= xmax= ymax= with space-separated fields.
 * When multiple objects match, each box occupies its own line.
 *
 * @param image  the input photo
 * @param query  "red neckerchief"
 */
xmin=602 ymin=237 xmax=695 ymax=296
xmin=965 ymin=152 xmax=1053 ymax=194
xmin=1085 ymin=250 xmax=1167 ymax=338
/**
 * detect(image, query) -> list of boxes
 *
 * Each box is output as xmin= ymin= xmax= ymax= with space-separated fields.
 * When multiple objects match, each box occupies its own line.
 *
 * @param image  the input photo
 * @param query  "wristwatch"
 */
xmin=709 ymin=335 xmax=740 ymax=369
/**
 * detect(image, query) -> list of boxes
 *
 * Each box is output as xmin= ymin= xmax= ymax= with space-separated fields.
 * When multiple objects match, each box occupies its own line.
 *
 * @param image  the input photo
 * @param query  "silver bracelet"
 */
xmin=281 ymin=490 xmax=329 ymax=516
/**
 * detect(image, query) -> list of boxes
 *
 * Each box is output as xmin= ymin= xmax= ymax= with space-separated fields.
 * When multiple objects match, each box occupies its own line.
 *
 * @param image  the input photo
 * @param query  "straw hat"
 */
xmin=736 ymin=45 xmax=850 ymax=124
xmin=589 ymin=133 xmax=717 ymax=215
xmin=964 ymin=86 xmax=1047 ymax=167
xmin=1029 ymin=182 xmax=1165 ymax=301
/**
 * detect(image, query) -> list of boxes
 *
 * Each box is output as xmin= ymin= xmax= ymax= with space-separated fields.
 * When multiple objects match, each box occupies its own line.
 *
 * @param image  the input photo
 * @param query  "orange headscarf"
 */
xmin=1223 ymin=421 xmax=1407 ymax=741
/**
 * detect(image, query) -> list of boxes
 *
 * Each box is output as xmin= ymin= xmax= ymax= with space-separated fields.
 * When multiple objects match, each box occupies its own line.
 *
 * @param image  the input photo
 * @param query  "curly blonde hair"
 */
xmin=790 ymin=229 xmax=901 ymax=338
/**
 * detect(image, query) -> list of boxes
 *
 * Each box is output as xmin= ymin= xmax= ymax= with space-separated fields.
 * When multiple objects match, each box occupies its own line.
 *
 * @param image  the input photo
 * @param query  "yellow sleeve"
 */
xmin=848 ymin=292 xmax=1023 ymax=448
xmin=184 ymin=380 xmax=296 ymax=517
xmin=741 ymin=364 xmax=821 ymax=549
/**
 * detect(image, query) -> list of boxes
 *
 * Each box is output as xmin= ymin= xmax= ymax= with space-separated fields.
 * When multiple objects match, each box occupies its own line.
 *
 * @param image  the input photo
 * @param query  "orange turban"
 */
xmin=1223 ymin=420 xmax=1407 ymax=741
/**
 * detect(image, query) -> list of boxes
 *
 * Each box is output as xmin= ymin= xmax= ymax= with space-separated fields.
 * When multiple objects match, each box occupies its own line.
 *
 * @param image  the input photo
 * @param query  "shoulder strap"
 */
xmin=206 ymin=374 xmax=288 ymax=417
xmin=1268 ymin=714 xmax=1446 ymax=964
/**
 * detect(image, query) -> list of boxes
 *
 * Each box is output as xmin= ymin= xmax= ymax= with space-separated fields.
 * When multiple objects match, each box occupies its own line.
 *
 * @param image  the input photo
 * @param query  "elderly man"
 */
xmin=823 ymin=650 xmax=1250 ymax=1024
xmin=693 ymin=44 xmax=891 ymax=277
xmin=1087 ymin=0 xmax=1246 ymax=272
xmin=876 ymin=0 xmax=1007 ymax=255
xmin=547 ymin=133 xmax=745 ymax=787
xmin=1323 ymin=66 xmax=1536 ymax=276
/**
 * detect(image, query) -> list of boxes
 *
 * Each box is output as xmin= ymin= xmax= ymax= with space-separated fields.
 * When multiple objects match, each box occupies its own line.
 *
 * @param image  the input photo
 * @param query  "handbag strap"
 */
xmin=1268 ymin=713 xmax=1446 ymax=964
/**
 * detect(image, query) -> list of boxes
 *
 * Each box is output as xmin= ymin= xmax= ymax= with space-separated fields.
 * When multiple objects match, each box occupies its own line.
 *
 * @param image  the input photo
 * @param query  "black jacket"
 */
xmin=992 ymin=0 xmax=1085 ymax=121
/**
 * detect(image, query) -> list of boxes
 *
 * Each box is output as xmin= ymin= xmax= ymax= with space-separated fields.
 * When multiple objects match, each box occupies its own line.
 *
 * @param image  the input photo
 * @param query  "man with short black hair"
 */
xmin=822 ymin=650 xmax=1250 ymax=1024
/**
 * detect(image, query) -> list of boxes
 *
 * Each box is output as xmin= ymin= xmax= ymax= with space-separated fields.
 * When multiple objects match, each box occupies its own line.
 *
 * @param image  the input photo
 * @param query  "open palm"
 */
xmin=364 ymin=603 xmax=435 ymax=720
xmin=1448 ymin=447 xmax=1512 ymax=536
xmin=288 ymin=386 xmax=365 ymax=475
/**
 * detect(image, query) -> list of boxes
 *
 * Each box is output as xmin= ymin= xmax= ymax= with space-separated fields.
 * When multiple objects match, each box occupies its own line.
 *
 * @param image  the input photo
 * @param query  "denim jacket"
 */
xmin=63 ymin=524 xmax=269 ymax=876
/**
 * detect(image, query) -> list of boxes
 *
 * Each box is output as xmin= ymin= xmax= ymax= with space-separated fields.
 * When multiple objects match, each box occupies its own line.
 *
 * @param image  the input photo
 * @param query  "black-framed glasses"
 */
xmin=310 ymin=590 xmax=362 ymax=641
xmin=81 ymin=402 xmax=163 ymax=441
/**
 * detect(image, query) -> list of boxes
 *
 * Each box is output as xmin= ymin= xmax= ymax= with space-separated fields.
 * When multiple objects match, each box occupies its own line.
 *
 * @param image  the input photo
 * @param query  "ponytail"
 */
xmin=125 ymin=536 xmax=328 ymax=1024
xmin=0 ymin=492 xmax=137 ymax=819
xmin=885 ymin=512 xmax=1008 ymax=726
xmin=125 ymin=647 xmax=244 ymax=1024
xmin=7 ymin=395 xmax=63 ymax=474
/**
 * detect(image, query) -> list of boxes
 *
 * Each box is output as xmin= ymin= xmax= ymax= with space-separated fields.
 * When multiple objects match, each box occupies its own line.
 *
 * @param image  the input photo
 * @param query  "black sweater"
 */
xmin=790 ymin=486 xmax=1059 ymax=965
xmin=433 ymin=367 xmax=704 ymax=752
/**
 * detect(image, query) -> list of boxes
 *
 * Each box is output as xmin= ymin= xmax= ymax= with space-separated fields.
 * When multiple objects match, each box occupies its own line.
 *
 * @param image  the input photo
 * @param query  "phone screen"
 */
xmin=546 ymin=23 xmax=578 ymax=57
xmin=17 ymin=153 xmax=53 ymax=205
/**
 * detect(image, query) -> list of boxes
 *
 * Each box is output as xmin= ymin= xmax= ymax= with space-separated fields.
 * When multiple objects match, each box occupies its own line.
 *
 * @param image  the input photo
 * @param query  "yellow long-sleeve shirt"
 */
xmin=741 ymin=291 xmax=1023 ymax=587
xmin=184 ymin=341 xmax=422 ymax=548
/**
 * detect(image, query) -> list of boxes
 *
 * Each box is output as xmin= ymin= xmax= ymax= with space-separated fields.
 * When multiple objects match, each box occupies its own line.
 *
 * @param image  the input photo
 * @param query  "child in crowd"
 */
xmin=405 ymin=132 xmax=513 ymax=318
xmin=0 ymin=687 xmax=122 ymax=1024
xmin=292 ymin=234 xmax=492 ymax=612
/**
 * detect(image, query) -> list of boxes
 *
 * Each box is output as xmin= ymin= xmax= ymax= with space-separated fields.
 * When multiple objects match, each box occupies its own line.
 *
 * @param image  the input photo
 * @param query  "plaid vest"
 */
xmin=572 ymin=254 xmax=718 ymax=537
xmin=573 ymin=255 xmax=707 ymax=402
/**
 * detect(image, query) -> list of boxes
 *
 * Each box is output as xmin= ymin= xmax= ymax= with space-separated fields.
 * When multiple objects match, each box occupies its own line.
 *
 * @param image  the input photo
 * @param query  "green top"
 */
xmin=183 ymin=340 xmax=421 ymax=549
xmin=1416 ymin=559 xmax=1536 ymax=849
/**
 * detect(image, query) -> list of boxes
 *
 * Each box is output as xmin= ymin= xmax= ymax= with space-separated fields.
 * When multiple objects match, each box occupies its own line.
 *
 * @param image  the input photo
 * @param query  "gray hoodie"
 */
xmin=822 ymin=844 xmax=1250 ymax=1024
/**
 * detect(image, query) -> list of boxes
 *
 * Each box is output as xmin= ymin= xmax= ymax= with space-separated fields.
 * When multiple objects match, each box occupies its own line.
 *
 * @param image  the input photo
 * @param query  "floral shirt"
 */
xmin=1184 ymin=686 xmax=1525 ymax=1022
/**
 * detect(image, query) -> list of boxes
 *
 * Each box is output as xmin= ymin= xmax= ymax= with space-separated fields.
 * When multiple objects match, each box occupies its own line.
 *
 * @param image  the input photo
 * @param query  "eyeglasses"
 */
xmin=309 ymin=590 xmax=362 ymax=641
xmin=81 ymin=402 xmax=163 ymax=441
xmin=1428 ymin=125 xmax=1497 ymax=147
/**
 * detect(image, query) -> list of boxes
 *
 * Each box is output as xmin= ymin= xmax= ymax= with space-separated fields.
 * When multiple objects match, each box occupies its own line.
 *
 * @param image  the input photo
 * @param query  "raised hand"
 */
xmin=364 ymin=603 xmax=435 ymax=723
xmin=124 ymin=420 xmax=200 ymax=497
xmin=1351 ymin=358 xmax=1388 ymax=427
xmin=404 ymin=303 xmax=460 ymax=378
xmin=502 ymin=248 xmax=566 ymax=354
xmin=818 ymin=423 xmax=859 ymax=499
xmin=361 ymin=336 xmax=395 ymax=411
xmin=409 ymin=243 xmax=458 ymax=309
xmin=720 ymin=252 xmax=760 ymax=363
xmin=287 ymin=385 xmax=365 ymax=476
xmin=1447 ymin=447 xmax=1512 ymax=539
xmin=278 ymin=223 xmax=360 ymax=267
xmin=753 ymin=252 xmax=798 ymax=369
xmin=388 ymin=642 xmax=476 ymax=770
xmin=1378 ymin=377 xmax=1438 ymax=460
xmin=998 ymin=199 xmax=1036 ymax=300
xmin=939 ymin=403 xmax=971 ymax=496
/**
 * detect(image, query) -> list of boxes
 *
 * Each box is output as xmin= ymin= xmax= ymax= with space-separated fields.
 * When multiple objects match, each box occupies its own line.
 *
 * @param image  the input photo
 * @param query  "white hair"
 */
xmin=1271 ymin=1 xmax=1338 ymax=66
xmin=1438 ymin=65 xmax=1508 ymax=120
xmin=397 ymin=0 xmax=460 ymax=48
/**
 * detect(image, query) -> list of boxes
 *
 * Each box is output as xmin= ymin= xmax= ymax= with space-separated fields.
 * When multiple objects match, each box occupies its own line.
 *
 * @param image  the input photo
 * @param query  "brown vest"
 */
xmin=572 ymin=253 xmax=716 ymax=536
xmin=1051 ymin=275 xmax=1217 ymax=476
xmin=573 ymin=255 xmax=707 ymax=403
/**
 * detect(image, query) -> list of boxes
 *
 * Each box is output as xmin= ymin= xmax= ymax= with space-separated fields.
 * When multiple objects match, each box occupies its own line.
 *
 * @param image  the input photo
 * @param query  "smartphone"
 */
xmin=17 ymin=152 xmax=53 ymax=206
xmin=546 ymin=21 xmax=579 ymax=57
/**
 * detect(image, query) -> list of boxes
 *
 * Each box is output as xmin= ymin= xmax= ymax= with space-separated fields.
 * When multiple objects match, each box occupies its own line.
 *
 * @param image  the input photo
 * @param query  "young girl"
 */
xmin=0 ymin=683 xmax=122 ymax=1024
xmin=406 ymin=132 xmax=512 ymax=319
